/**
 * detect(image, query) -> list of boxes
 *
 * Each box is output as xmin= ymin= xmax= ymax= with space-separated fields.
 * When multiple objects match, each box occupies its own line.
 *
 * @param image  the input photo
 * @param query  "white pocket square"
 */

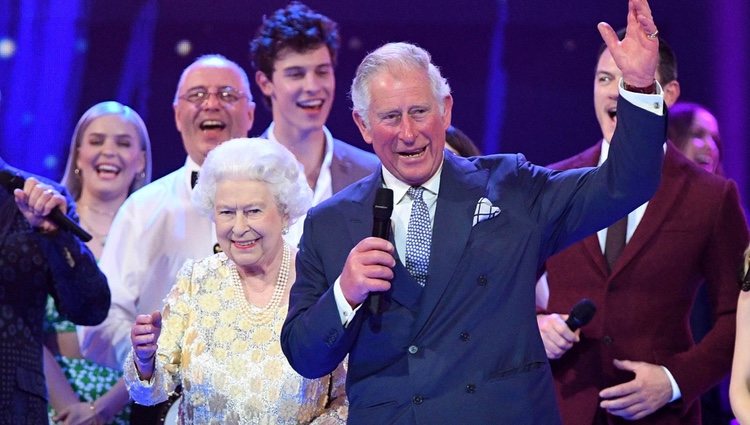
xmin=473 ymin=197 xmax=501 ymax=226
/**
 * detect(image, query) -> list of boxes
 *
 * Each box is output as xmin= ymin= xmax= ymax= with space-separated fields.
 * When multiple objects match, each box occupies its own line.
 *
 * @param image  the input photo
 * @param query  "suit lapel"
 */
xmin=609 ymin=145 xmax=688 ymax=278
xmin=412 ymin=155 xmax=488 ymax=335
xmin=330 ymin=140 xmax=350 ymax=194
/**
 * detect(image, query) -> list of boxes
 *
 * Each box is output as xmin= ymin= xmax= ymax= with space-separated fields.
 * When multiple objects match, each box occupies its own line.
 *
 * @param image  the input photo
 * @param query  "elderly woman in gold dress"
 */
xmin=123 ymin=137 xmax=346 ymax=424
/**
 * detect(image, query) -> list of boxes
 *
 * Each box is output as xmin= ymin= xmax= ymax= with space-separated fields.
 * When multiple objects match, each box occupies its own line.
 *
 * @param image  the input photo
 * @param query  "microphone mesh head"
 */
xmin=570 ymin=298 xmax=596 ymax=327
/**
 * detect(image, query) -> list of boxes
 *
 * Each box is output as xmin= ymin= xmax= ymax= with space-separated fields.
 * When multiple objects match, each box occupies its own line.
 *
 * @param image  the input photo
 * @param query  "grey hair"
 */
xmin=173 ymin=54 xmax=253 ymax=105
xmin=350 ymin=42 xmax=451 ymax=126
xmin=192 ymin=137 xmax=312 ymax=223
xmin=61 ymin=101 xmax=153 ymax=199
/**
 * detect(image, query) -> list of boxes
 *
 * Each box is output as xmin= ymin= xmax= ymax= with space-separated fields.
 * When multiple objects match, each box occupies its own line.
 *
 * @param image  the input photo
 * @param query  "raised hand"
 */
xmin=130 ymin=311 xmax=162 ymax=380
xmin=537 ymin=314 xmax=580 ymax=359
xmin=597 ymin=0 xmax=659 ymax=88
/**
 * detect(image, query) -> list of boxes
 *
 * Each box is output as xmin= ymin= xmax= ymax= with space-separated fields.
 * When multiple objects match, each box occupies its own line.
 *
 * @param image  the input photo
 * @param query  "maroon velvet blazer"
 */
xmin=545 ymin=142 xmax=748 ymax=425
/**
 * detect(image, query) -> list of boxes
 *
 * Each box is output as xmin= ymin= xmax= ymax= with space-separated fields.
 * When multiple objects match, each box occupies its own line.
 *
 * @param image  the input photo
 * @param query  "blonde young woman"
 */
xmin=45 ymin=101 xmax=152 ymax=424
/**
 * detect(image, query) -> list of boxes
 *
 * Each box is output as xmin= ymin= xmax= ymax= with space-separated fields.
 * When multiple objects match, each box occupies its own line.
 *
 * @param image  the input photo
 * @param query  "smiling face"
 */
xmin=174 ymin=63 xmax=255 ymax=165
xmin=593 ymin=49 xmax=622 ymax=143
xmin=256 ymin=45 xmax=335 ymax=136
xmin=76 ymin=114 xmax=146 ymax=200
xmin=680 ymin=108 xmax=721 ymax=173
xmin=214 ymin=178 xmax=287 ymax=276
xmin=353 ymin=67 xmax=452 ymax=186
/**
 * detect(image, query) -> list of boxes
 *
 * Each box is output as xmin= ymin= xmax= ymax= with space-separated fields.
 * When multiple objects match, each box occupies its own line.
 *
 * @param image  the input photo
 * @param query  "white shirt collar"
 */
xmin=381 ymin=160 xmax=443 ymax=205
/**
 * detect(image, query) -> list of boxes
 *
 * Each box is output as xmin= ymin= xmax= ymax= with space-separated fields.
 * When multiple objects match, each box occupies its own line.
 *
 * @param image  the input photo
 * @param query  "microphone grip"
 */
xmin=368 ymin=219 xmax=391 ymax=315
xmin=48 ymin=207 xmax=93 ymax=242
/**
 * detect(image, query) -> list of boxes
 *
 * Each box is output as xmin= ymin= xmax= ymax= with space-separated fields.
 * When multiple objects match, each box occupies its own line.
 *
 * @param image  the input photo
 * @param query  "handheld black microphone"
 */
xmin=368 ymin=188 xmax=393 ymax=315
xmin=0 ymin=170 xmax=93 ymax=242
xmin=564 ymin=298 xmax=596 ymax=331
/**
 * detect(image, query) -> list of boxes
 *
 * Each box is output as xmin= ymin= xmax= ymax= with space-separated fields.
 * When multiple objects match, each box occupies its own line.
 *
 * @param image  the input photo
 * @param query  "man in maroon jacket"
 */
xmin=536 ymin=34 xmax=749 ymax=424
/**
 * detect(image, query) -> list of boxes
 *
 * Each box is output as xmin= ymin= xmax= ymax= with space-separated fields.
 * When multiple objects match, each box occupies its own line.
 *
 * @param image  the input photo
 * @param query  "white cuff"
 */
xmin=661 ymin=366 xmax=682 ymax=402
xmin=618 ymin=79 xmax=664 ymax=116
xmin=333 ymin=276 xmax=361 ymax=327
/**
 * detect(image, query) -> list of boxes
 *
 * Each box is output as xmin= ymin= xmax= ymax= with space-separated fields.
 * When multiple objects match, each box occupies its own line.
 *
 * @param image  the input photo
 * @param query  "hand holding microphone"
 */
xmin=338 ymin=188 xmax=395 ymax=310
xmin=0 ymin=170 xmax=92 ymax=241
xmin=537 ymin=298 xmax=597 ymax=359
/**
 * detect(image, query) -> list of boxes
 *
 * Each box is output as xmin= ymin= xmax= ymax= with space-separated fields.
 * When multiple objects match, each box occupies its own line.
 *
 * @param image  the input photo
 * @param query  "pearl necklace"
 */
xmin=232 ymin=243 xmax=291 ymax=324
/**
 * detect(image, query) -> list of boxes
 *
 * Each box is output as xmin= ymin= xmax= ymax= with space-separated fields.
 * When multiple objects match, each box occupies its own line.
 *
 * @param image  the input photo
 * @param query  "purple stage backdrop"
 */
xmin=0 ymin=0 xmax=748 ymax=212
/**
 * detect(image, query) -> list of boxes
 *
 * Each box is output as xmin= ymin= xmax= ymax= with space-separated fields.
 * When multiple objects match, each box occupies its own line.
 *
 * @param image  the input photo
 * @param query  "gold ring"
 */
xmin=646 ymin=29 xmax=659 ymax=39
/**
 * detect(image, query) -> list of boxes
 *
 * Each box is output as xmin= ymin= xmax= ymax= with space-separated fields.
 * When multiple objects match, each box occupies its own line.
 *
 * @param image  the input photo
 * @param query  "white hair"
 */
xmin=192 ymin=137 xmax=312 ymax=223
xmin=350 ymin=42 xmax=451 ymax=126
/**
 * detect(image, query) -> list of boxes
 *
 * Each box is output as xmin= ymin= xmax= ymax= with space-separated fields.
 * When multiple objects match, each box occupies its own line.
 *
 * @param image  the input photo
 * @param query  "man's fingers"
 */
xmin=597 ymin=22 xmax=618 ymax=53
xmin=362 ymin=278 xmax=392 ymax=294
xmin=354 ymin=237 xmax=395 ymax=255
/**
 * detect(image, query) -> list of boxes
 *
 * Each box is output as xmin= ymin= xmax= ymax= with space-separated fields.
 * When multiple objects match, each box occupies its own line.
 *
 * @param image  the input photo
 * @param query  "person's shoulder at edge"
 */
xmin=332 ymin=138 xmax=379 ymax=165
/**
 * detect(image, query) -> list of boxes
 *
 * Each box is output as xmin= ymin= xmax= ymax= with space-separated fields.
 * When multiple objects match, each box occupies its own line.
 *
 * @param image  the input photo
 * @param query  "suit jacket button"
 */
xmin=477 ymin=275 xmax=488 ymax=286
xmin=459 ymin=332 xmax=470 ymax=341
xmin=602 ymin=335 xmax=613 ymax=345
xmin=412 ymin=395 xmax=424 ymax=405
xmin=408 ymin=345 xmax=419 ymax=354
xmin=465 ymin=384 xmax=476 ymax=393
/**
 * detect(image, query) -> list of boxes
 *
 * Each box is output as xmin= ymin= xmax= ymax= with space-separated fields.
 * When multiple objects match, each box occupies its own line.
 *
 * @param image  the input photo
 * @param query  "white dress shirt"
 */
xmin=78 ymin=157 xmax=217 ymax=370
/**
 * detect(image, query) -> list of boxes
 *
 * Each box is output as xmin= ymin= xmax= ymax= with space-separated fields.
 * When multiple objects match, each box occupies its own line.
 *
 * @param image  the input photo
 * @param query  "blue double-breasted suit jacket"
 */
xmin=281 ymin=97 xmax=666 ymax=424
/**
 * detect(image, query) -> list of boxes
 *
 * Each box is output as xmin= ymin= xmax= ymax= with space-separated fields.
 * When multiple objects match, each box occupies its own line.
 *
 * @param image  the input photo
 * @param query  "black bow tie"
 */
xmin=191 ymin=171 xmax=199 ymax=189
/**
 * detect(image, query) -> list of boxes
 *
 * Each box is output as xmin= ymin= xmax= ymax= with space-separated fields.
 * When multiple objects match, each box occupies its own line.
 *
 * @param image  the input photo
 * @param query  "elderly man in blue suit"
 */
xmin=282 ymin=1 xmax=666 ymax=423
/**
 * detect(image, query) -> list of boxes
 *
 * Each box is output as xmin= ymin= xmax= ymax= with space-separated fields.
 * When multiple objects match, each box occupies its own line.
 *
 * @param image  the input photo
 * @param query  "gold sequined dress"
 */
xmin=123 ymin=252 xmax=346 ymax=424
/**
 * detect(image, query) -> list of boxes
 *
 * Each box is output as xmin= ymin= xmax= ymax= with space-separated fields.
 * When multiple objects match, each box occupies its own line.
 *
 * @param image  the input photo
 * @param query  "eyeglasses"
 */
xmin=178 ymin=87 xmax=247 ymax=106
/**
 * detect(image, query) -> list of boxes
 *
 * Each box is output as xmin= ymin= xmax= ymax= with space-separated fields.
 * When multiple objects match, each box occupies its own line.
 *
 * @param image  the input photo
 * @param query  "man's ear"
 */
xmin=255 ymin=70 xmax=274 ymax=97
xmin=442 ymin=95 xmax=454 ymax=130
xmin=352 ymin=111 xmax=373 ymax=145
xmin=663 ymin=80 xmax=681 ymax=108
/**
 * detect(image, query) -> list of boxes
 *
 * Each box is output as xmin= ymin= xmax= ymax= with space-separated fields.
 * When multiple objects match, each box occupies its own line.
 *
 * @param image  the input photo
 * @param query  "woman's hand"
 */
xmin=130 ymin=311 xmax=162 ymax=380
xmin=52 ymin=401 xmax=103 ymax=425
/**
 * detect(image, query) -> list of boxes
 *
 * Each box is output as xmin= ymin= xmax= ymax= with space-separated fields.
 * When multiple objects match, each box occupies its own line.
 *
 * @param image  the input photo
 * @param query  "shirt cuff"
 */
xmin=618 ymin=79 xmax=664 ymax=116
xmin=333 ymin=277 xmax=361 ymax=327
xmin=661 ymin=366 xmax=682 ymax=402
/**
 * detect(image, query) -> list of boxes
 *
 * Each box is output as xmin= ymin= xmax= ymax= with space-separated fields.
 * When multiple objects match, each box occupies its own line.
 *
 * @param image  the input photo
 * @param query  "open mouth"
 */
xmin=694 ymin=154 xmax=712 ymax=166
xmin=297 ymin=99 xmax=324 ymax=111
xmin=399 ymin=147 xmax=427 ymax=159
xmin=200 ymin=119 xmax=227 ymax=131
xmin=95 ymin=164 xmax=121 ymax=177
xmin=232 ymin=238 xmax=259 ymax=249
xmin=607 ymin=107 xmax=617 ymax=120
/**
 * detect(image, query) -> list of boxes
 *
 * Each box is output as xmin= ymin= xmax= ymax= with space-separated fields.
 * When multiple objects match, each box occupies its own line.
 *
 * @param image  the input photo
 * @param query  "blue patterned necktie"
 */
xmin=405 ymin=186 xmax=431 ymax=286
